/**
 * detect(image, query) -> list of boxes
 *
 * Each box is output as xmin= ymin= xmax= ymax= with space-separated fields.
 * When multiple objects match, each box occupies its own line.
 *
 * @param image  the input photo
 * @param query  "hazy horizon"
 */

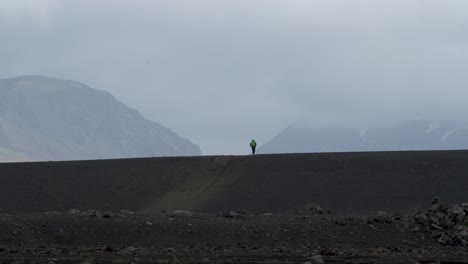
xmin=2 ymin=0 xmax=468 ymax=154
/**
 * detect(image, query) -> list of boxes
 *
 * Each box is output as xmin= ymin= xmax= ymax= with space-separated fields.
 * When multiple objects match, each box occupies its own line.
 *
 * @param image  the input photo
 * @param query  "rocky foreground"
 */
xmin=0 ymin=200 xmax=467 ymax=263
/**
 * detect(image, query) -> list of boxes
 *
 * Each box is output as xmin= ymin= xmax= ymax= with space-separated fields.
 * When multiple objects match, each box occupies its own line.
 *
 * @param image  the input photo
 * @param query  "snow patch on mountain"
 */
xmin=442 ymin=128 xmax=459 ymax=141
xmin=360 ymin=129 xmax=368 ymax=142
xmin=425 ymin=121 xmax=440 ymax=134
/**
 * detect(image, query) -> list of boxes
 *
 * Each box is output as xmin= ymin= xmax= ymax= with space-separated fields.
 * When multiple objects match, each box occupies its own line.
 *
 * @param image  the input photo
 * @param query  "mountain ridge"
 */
xmin=0 ymin=75 xmax=201 ymax=161
xmin=260 ymin=120 xmax=468 ymax=154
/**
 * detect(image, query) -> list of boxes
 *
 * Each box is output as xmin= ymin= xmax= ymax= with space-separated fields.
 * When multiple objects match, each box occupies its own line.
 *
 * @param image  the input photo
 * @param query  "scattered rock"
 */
xmin=303 ymin=204 xmax=328 ymax=215
xmin=414 ymin=212 xmax=428 ymax=226
xmin=119 ymin=210 xmax=136 ymax=216
xmin=171 ymin=210 xmax=194 ymax=217
xmin=412 ymin=198 xmax=468 ymax=246
xmin=334 ymin=219 xmax=346 ymax=226
xmin=310 ymin=254 xmax=325 ymax=263
xmin=123 ymin=246 xmax=138 ymax=254
xmin=104 ymin=246 xmax=113 ymax=252
xmin=101 ymin=212 xmax=115 ymax=218
xmin=79 ymin=210 xmax=100 ymax=217
xmin=220 ymin=209 xmax=253 ymax=218
xmin=78 ymin=210 xmax=116 ymax=219
xmin=392 ymin=214 xmax=402 ymax=221
xmin=218 ymin=211 xmax=248 ymax=219
xmin=373 ymin=211 xmax=392 ymax=223
xmin=437 ymin=233 xmax=451 ymax=245
xmin=450 ymin=204 xmax=466 ymax=223
xmin=42 ymin=211 xmax=61 ymax=215
xmin=69 ymin=209 xmax=80 ymax=214
xmin=237 ymin=209 xmax=252 ymax=215
xmin=145 ymin=221 xmax=153 ymax=226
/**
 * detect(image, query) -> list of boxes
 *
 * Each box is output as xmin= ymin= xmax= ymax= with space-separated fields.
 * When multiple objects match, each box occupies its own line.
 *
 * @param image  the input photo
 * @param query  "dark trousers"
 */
xmin=251 ymin=146 xmax=256 ymax=155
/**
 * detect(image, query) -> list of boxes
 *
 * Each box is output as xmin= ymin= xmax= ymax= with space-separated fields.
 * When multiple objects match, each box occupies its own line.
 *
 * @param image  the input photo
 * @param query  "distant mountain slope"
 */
xmin=0 ymin=75 xmax=201 ymax=161
xmin=259 ymin=120 xmax=468 ymax=154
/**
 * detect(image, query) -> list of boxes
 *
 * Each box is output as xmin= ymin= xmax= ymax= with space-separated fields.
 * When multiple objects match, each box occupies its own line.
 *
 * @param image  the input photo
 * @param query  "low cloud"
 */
xmin=1 ymin=0 xmax=468 ymax=154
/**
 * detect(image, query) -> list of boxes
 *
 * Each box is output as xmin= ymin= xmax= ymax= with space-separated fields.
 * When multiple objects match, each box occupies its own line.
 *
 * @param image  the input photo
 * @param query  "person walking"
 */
xmin=250 ymin=139 xmax=257 ymax=155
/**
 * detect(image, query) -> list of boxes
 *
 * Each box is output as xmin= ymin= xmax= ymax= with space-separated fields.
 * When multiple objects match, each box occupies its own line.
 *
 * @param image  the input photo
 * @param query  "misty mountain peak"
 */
xmin=260 ymin=120 xmax=468 ymax=154
xmin=0 ymin=76 xmax=201 ymax=161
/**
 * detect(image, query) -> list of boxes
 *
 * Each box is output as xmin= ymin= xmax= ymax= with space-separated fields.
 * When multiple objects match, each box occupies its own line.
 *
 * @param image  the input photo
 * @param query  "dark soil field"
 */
xmin=1 ymin=150 xmax=468 ymax=263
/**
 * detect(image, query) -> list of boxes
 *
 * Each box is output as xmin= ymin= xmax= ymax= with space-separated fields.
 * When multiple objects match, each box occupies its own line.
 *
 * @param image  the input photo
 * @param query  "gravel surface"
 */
xmin=0 ymin=202 xmax=467 ymax=263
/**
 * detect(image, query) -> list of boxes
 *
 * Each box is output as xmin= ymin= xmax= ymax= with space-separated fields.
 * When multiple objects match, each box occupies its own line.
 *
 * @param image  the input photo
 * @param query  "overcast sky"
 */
xmin=1 ymin=0 xmax=468 ymax=154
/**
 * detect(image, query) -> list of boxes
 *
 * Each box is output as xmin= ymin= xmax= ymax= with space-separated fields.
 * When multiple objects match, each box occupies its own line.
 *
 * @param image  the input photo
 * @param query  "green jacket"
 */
xmin=250 ymin=140 xmax=257 ymax=148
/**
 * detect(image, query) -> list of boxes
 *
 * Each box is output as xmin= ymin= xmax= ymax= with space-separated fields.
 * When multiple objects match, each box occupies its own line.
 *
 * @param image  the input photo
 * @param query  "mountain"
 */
xmin=259 ymin=120 xmax=468 ymax=154
xmin=0 ymin=75 xmax=201 ymax=161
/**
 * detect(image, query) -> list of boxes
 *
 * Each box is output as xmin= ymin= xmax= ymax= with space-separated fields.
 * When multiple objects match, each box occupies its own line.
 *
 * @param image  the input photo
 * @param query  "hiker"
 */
xmin=250 ymin=139 xmax=257 ymax=155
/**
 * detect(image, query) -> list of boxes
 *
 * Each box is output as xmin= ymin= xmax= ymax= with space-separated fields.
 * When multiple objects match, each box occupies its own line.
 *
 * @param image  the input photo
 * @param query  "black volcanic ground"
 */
xmin=1 ymin=151 xmax=468 ymax=263
xmin=1 ymin=150 xmax=468 ymax=214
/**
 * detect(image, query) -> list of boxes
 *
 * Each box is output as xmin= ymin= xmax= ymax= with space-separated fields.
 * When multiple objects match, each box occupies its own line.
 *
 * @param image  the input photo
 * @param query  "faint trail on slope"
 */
xmin=140 ymin=157 xmax=241 ymax=213
xmin=194 ymin=159 xmax=233 ymax=199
